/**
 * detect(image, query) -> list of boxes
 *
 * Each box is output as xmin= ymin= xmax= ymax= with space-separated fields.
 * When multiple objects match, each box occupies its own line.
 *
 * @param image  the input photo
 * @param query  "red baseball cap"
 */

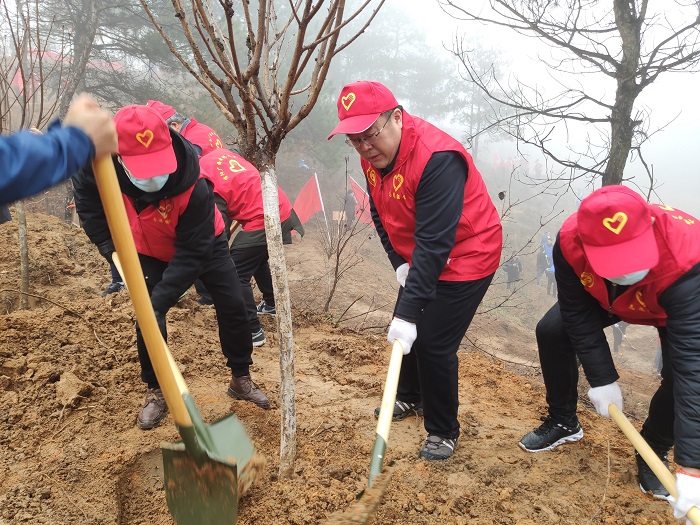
xmin=114 ymin=105 xmax=177 ymax=179
xmin=327 ymin=81 xmax=398 ymax=140
xmin=577 ymin=185 xmax=658 ymax=278
xmin=146 ymin=100 xmax=176 ymax=121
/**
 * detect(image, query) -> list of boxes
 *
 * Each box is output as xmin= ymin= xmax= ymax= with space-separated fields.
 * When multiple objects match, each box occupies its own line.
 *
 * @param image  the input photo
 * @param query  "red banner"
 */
xmin=349 ymin=176 xmax=374 ymax=227
xmin=294 ymin=173 xmax=324 ymax=224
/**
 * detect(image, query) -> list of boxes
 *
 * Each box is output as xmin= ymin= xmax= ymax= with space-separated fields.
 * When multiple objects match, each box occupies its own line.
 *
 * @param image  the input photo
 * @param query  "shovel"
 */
xmin=93 ymin=156 xmax=259 ymax=525
xmin=609 ymin=404 xmax=700 ymax=525
xmin=323 ymin=340 xmax=403 ymax=525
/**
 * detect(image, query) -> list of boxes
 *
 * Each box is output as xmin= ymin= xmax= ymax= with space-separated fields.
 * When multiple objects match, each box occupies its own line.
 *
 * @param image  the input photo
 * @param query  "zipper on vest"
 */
xmin=608 ymin=282 xmax=618 ymax=317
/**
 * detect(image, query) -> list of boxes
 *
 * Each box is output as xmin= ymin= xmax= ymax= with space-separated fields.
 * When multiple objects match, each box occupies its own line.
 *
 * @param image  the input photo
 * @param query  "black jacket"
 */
xmin=554 ymin=235 xmax=700 ymax=467
xmin=73 ymin=131 xmax=221 ymax=312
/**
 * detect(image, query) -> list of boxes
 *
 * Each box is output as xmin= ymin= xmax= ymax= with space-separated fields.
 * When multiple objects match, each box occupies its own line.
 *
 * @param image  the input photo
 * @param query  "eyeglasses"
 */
xmin=345 ymin=110 xmax=395 ymax=148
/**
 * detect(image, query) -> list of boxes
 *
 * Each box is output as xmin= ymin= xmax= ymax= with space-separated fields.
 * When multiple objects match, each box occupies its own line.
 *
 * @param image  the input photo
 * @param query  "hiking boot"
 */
xmin=252 ymin=329 xmax=266 ymax=347
xmin=636 ymin=451 xmax=671 ymax=500
xmin=228 ymin=375 xmax=270 ymax=409
xmin=374 ymin=400 xmax=423 ymax=421
xmin=137 ymin=388 xmax=167 ymax=430
xmin=102 ymin=281 xmax=125 ymax=296
xmin=519 ymin=416 xmax=583 ymax=452
xmin=419 ymin=434 xmax=458 ymax=461
xmin=256 ymin=300 xmax=276 ymax=316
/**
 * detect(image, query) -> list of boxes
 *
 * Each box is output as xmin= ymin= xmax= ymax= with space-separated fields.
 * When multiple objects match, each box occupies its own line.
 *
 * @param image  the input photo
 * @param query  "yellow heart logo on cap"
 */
xmin=341 ymin=93 xmax=356 ymax=111
xmin=136 ymin=130 xmax=154 ymax=148
xmin=393 ymin=173 xmax=404 ymax=192
xmin=602 ymin=212 xmax=627 ymax=234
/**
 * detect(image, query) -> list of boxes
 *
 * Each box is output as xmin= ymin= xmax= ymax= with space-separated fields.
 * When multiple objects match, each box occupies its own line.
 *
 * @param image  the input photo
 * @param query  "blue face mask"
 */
xmin=127 ymin=173 xmax=169 ymax=193
xmin=608 ymin=269 xmax=650 ymax=286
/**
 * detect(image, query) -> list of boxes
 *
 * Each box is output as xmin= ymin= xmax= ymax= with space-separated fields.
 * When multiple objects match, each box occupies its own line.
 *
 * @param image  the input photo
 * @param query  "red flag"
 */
xmin=294 ymin=173 xmax=325 ymax=224
xmin=349 ymin=176 xmax=374 ymax=227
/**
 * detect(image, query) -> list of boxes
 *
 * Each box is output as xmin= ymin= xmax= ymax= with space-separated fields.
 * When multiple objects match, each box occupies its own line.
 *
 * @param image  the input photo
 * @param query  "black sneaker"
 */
xmin=636 ymin=451 xmax=671 ymax=500
xmin=519 ymin=416 xmax=584 ymax=452
xmin=374 ymin=400 xmax=423 ymax=421
xmin=256 ymin=300 xmax=276 ymax=316
xmin=252 ymin=328 xmax=266 ymax=347
xmin=197 ymin=296 xmax=214 ymax=307
xmin=419 ymin=434 xmax=458 ymax=461
xmin=101 ymin=281 xmax=125 ymax=296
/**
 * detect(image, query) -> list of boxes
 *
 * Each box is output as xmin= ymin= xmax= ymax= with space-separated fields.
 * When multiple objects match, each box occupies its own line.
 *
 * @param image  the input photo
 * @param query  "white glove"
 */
xmin=396 ymin=263 xmax=409 ymax=287
xmin=673 ymin=469 xmax=700 ymax=524
xmin=587 ymin=382 xmax=623 ymax=418
xmin=387 ymin=317 xmax=416 ymax=355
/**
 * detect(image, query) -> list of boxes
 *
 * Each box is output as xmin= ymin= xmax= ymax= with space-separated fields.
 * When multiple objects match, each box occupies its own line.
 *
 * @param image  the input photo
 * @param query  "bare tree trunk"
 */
xmin=260 ymin=165 xmax=296 ymax=478
xmin=16 ymin=202 xmax=29 ymax=310
xmin=605 ymin=0 xmax=643 ymax=187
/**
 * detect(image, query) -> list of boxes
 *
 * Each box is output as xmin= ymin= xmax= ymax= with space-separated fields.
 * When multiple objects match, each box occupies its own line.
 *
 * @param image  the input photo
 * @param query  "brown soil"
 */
xmin=0 ymin=214 xmax=675 ymax=525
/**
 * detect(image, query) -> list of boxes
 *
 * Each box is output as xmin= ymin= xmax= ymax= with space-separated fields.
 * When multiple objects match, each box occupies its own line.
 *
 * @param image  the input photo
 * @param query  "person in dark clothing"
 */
xmin=612 ymin=321 xmax=628 ymax=354
xmin=545 ymin=263 xmax=557 ymax=297
xmin=73 ymin=105 xmax=270 ymax=431
xmin=519 ymin=186 xmax=700 ymax=520
xmin=503 ymin=253 xmax=522 ymax=291
xmin=328 ymin=81 xmax=502 ymax=461
xmin=198 ymin=148 xmax=304 ymax=347
xmin=535 ymin=245 xmax=549 ymax=286
xmin=1 ymin=93 xmax=117 ymax=205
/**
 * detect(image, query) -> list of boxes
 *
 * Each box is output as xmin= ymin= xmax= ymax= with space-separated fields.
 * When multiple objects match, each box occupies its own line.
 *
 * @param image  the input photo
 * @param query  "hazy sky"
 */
xmin=405 ymin=1 xmax=700 ymax=217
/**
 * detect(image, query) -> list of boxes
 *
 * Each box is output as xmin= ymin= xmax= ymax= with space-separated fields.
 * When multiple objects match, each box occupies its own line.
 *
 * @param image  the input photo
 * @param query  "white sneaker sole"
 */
xmin=518 ymin=428 xmax=584 ymax=453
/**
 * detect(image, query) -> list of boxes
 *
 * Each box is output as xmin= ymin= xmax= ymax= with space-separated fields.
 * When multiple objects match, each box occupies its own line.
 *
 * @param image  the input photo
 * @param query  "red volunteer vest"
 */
xmin=559 ymin=203 xmax=700 ymax=326
xmin=181 ymin=119 xmax=223 ymax=157
xmin=361 ymin=113 xmax=502 ymax=280
xmin=123 ymin=184 xmax=224 ymax=262
xmin=199 ymin=148 xmax=291 ymax=231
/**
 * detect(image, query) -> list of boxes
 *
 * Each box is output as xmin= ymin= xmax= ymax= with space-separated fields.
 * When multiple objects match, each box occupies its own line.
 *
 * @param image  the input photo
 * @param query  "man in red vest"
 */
xmin=147 ymin=100 xmax=223 ymax=157
xmin=72 ymin=105 xmax=270 ymax=430
xmin=328 ymin=81 xmax=503 ymax=461
xmin=519 ymin=186 xmax=700 ymax=520
xmin=199 ymin=147 xmax=304 ymax=347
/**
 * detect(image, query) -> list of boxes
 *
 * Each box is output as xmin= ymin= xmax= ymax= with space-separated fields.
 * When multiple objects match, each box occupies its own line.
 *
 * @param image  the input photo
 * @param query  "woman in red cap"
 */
xmin=72 ymin=104 xmax=271 ymax=430
xmin=519 ymin=185 xmax=700 ymax=522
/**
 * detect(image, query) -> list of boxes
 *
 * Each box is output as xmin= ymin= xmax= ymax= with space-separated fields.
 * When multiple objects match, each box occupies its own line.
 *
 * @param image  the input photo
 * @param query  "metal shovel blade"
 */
xmin=162 ymin=412 xmax=255 ymax=525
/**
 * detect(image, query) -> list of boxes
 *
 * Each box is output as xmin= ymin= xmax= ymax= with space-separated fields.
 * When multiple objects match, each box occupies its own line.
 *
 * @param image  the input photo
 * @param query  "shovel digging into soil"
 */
xmin=609 ymin=404 xmax=700 ymax=525
xmin=323 ymin=340 xmax=404 ymax=525
xmin=93 ymin=156 xmax=262 ymax=525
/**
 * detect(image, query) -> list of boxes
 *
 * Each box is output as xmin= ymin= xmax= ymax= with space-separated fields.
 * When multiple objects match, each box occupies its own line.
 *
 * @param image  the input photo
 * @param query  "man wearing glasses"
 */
xmin=328 ymin=81 xmax=502 ymax=461
xmin=72 ymin=104 xmax=270 ymax=430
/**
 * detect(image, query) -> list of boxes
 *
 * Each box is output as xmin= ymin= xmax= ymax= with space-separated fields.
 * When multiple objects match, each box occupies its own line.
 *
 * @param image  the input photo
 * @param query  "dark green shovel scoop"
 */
xmin=94 ymin=156 xmax=260 ymax=525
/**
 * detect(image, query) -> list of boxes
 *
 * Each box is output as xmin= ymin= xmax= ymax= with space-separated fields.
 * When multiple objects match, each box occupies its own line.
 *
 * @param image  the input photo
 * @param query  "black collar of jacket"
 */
xmin=117 ymin=130 xmax=200 ymax=205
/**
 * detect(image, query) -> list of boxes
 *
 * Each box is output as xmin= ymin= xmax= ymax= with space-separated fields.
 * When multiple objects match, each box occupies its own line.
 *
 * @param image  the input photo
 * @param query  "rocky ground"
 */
xmin=0 ymin=213 xmax=675 ymax=524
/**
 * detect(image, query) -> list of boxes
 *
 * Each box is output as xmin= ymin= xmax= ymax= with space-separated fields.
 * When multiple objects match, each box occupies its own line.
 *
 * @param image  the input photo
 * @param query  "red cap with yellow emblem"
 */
xmin=577 ymin=185 xmax=658 ymax=278
xmin=327 ymin=81 xmax=398 ymax=140
xmin=114 ymin=105 xmax=177 ymax=179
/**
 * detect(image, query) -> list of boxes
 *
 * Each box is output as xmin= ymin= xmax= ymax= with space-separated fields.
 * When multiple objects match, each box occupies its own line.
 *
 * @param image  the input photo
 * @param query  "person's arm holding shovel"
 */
xmin=1 ymin=93 xmax=117 ymax=205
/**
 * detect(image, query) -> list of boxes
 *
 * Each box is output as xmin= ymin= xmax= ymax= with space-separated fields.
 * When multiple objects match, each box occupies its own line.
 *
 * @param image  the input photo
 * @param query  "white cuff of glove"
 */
xmin=673 ymin=470 xmax=700 ymax=522
xmin=587 ymin=382 xmax=623 ymax=418
xmin=388 ymin=317 xmax=416 ymax=355
xmin=396 ymin=263 xmax=409 ymax=288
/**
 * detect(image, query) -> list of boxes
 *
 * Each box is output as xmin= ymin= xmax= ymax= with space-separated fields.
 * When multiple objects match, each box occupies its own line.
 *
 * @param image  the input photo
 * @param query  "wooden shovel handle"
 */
xmin=93 ymin=156 xmax=191 ymax=427
xmin=368 ymin=340 xmax=403 ymax=487
xmin=609 ymin=404 xmax=700 ymax=525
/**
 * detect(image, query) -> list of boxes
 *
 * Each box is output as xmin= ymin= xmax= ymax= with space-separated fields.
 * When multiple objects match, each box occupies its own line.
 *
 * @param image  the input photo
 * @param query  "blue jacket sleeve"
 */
xmin=0 ymin=121 xmax=94 ymax=205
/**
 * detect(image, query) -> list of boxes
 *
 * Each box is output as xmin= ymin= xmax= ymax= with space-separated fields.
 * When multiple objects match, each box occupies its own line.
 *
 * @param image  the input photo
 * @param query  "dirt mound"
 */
xmin=0 ymin=214 xmax=675 ymax=524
